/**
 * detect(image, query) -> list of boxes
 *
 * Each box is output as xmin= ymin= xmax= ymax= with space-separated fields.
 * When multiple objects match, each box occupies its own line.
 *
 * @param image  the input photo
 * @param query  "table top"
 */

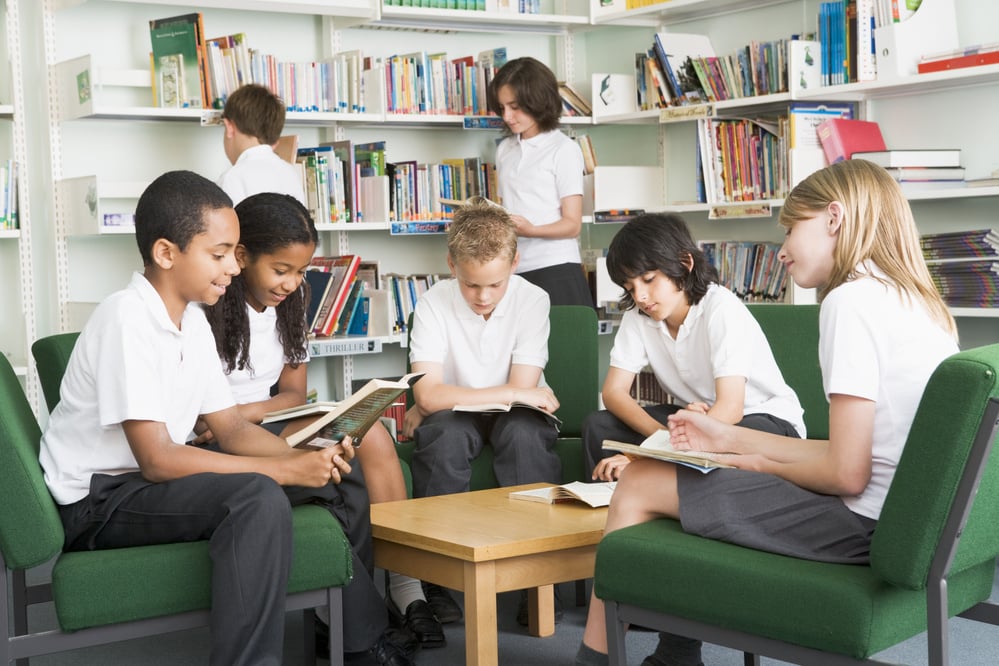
xmin=370 ymin=484 xmax=609 ymax=563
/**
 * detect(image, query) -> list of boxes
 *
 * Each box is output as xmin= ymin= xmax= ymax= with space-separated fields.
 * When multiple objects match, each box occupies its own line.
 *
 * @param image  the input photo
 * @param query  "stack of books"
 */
xmin=921 ymin=229 xmax=999 ymax=308
xmin=853 ymin=149 xmax=965 ymax=192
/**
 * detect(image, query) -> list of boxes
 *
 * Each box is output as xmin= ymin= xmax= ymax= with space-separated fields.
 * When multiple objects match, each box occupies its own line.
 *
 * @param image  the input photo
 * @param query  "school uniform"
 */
xmin=408 ymin=276 xmax=561 ymax=496
xmin=677 ymin=265 xmax=959 ymax=563
xmin=218 ymin=144 xmax=306 ymax=206
xmin=216 ymin=302 xmax=390 ymax=654
xmin=583 ymin=284 xmax=805 ymax=475
xmin=496 ymin=129 xmax=592 ymax=306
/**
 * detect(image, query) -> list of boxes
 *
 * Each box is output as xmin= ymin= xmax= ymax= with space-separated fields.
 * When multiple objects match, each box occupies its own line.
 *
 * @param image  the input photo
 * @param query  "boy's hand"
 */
xmin=402 ymin=406 xmax=424 ymax=440
xmin=191 ymin=417 xmax=213 ymax=445
xmin=285 ymin=436 xmax=354 ymax=487
xmin=513 ymin=386 xmax=560 ymax=413
xmin=685 ymin=401 xmax=709 ymax=415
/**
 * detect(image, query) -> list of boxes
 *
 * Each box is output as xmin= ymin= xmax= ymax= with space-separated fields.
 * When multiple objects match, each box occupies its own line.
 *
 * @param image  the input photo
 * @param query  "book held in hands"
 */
xmin=509 ymin=481 xmax=616 ymax=509
xmin=264 ymin=372 xmax=424 ymax=449
xmin=452 ymin=401 xmax=562 ymax=429
xmin=602 ymin=429 xmax=733 ymax=473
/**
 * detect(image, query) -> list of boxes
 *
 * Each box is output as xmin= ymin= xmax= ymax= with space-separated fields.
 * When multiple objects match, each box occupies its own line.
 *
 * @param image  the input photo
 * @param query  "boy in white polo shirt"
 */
xmin=405 ymin=197 xmax=563 ymax=623
xmin=38 ymin=171 xmax=361 ymax=665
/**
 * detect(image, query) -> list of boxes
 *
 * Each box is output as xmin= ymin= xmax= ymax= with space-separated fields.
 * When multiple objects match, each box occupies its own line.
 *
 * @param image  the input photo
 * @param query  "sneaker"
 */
xmin=388 ymin=597 xmax=446 ymax=649
xmin=421 ymin=581 xmax=463 ymax=624
xmin=515 ymin=588 xmax=563 ymax=627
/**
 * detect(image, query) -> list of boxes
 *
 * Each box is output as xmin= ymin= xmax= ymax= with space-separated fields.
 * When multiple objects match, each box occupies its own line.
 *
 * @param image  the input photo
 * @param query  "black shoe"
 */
xmin=515 ymin=588 xmax=563 ymax=627
xmin=421 ymin=581 xmax=463 ymax=624
xmin=389 ymin=597 xmax=446 ymax=649
xmin=317 ymin=622 xmax=417 ymax=663
xmin=369 ymin=631 xmax=417 ymax=666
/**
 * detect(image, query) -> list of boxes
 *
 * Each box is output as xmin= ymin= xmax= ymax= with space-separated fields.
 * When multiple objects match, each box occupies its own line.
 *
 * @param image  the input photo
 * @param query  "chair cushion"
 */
xmin=52 ymin=504 xmax=352 ymax=631
xmin=595 ymin=519 xmax=995 ymax=659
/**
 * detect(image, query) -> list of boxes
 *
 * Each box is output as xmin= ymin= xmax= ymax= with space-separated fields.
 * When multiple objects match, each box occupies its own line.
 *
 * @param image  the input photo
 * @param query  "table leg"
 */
xmin=463 ymin=560 xmax=498 ymax=666
xmin=527 ymin=584 xmax=556 ymax=637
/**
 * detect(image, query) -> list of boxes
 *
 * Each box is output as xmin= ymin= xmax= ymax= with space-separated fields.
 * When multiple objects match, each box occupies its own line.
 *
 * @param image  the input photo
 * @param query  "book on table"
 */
xmin=264 ymin=372 xmax=424 ymax=449
xmin=453 ymin=401 xmax=562 ymax=428
xmin=509 ymin=481 xmax=616 ymax=509
xmin=602 ymin=429 xmax=734 ymax=473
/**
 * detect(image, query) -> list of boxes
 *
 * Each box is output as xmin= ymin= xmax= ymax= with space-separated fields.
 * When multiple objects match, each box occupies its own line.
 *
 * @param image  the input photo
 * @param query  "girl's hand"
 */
xmin=592 ymin=453 xmax=634 ymax=481
xmin=686 ymin=401 xmax=709 ymax=415
xmin=402 ymin=406 xmax=424 ymax=440
xmin=667 ymin=409 xmax=734 ymax=453
xmin=509 ymin=214 xmax=534 ymax=237
xmin=191 ymin=418 xmax=213 ymax=445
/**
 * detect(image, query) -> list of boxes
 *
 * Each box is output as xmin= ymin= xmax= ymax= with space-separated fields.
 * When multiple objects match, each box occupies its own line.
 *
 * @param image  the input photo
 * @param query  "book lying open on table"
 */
xmin=263 ymin=372 xmax=424 ymax=449
xmin=509 ymin=481 xmax=616 ymax=508
xmin=453 ymin=401 xmax=562 ymax=428
xmin=602 ymin=429 xmax=733 ymax=473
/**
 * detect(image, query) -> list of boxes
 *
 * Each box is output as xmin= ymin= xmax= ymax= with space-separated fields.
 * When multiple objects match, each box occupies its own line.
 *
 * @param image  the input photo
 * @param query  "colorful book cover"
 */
xmin=149 ymin=13 xmax=206 ymax=108
xmin=815 ymin=118 xmax=885 ymax=164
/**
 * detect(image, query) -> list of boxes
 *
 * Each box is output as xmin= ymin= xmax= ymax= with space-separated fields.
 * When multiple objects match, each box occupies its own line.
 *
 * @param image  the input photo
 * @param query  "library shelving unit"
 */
xmin=1 ymin=0 xmax=40 ymax=410
xmin=37 ymin=0 xmax=999 ymax=406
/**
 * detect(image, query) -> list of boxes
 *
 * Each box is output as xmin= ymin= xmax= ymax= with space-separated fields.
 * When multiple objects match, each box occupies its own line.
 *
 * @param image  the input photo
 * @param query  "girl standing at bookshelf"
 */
xmin=488 ymin=56 xmax=593 ymax=307
xmin=575 ymin=160 xmax=960 ymax=666
xmin=199 ymin=192 xmax=445 ymax=657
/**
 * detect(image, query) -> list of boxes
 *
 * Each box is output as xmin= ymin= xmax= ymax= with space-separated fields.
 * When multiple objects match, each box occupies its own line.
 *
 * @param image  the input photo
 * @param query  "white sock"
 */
xmin=388 ymin=572 xmax=425 ymax=611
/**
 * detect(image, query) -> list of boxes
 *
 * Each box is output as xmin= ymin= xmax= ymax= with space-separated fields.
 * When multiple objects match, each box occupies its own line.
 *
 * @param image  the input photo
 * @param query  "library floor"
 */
xmin=22 ymin=570 xmax=999 ymax=665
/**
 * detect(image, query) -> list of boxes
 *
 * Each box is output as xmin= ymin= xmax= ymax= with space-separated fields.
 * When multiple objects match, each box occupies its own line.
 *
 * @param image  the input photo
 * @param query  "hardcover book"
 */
xmin=815 ymin=118 xmax=886 ymax=164
xmin=149 ymin=13 xmax=207 ymax=108
xmin=509 ymin=481 xmax=616 ymax=508
xmin=265 ymin=372 xmax=425 ymax=449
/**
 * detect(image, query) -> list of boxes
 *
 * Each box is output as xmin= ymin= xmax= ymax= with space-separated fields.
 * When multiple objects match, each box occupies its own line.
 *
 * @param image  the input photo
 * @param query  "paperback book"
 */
xmin=602 ymin=429 xmax=734 ymax=473
xmin=148 ymin=13 xmax=207 ymax=109
xmin=453 ymin=401 xmax=562 ymax=428
xmin=264 ymin=372 xmax=424 ymax=449
xmin=509 ymin=481 xmax=616 ymax=509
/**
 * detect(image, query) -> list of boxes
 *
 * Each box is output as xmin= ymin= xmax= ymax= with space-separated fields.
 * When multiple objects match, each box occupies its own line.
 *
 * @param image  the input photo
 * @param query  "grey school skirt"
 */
xmin=676 ymin=466 xmax=878 ymax=564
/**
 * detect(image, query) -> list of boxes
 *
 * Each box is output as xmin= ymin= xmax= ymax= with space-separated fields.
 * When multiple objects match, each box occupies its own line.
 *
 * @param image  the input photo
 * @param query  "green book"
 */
xmin=149 ymin=13 xmax=206 ymax=108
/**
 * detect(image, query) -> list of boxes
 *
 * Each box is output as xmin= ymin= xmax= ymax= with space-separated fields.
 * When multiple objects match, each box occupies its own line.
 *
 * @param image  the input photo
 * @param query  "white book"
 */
xmin=602 ymin=429 xmax=734 ymax=473
xmin=852 ymin=149 xmax=962 ymax=168
xmin=509 ymin=481 xmax=616 ymax=508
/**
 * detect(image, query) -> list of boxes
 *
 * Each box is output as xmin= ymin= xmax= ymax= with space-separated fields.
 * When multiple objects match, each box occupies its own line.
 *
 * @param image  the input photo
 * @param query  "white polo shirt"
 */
xmin=224 ymin=303 xmax=307 ymax=404
xmin=610 ymin=284 xmax=805 ymax=437
xmin=40 ymin=273 xmax=237 ymax=505
xmin=496 ymin=129 xmax=584 ymax=273
xmin=409 ymin=276 xmax=550 ymax=389
xmin=218 ymin=144 xmax=306 ymax=206
xmin=819 ymin=264 xmax=958 ymax=519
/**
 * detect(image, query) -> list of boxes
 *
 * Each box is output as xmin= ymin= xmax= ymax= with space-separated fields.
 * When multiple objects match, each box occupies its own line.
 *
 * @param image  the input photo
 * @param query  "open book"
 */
xmin=263 ymin=372 xmax=423 ymax=449
xmin=453 ymin=401 xmax=562 ymax=428
xmin=509 ymin=481 xmax=616 ymax=508
xmin=602 ymin=429 xmax=733 ymax=473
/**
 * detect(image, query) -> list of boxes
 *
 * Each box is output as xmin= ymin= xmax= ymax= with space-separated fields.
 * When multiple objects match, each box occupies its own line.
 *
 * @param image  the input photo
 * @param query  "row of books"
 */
xmin=382 ymin=0 xmax=542 ymax=12
xmin=295 ymin=140 xmax=497 ymax=225
xmin=696 ymin=116 xmax=790 ymax=204
xmin=700 ymin=241 xmax=789 ymax=303
xmin=917 ymin=42 xmax=999 ymax=74
xmin=922 ymin=229 xmax=999 ymax=308
xmin=635 ymin=32 xmax=793 ymax=111
xmin=630 ymin=369 xmax=672 ymax=407
xmin=383 ymin=47 xmax=507 ymax=116
xmin=305 ymin=255 xmax=377 ymax=338
xmin=384 ymin=272 xmax=451 ymax=334
xmin=0 ymin=160 xmax=18 ymax=231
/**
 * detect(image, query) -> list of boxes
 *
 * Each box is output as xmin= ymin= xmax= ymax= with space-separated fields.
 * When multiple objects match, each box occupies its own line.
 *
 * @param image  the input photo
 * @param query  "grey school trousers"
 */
xmin=59 ymin=466 xmax=387 ymax=664
xmin=411 ymin=409 xmax=562 ymax=497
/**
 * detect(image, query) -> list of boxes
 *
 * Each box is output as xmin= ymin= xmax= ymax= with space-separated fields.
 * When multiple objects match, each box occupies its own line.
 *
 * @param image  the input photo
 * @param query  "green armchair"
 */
xmin=4 ymin=335 xmax=351 ymax=665
xmin=596 ymin=344 xmax=999 ymax=665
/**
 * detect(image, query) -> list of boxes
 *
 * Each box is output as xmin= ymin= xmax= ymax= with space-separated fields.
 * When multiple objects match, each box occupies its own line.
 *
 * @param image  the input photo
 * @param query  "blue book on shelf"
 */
xmin=347 ymin=296 xmax=370 ymax=336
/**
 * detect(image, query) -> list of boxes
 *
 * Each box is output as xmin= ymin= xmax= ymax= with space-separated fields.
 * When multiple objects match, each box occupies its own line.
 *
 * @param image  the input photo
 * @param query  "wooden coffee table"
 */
xmin=370 ymin=483 xmax=608 ymax=666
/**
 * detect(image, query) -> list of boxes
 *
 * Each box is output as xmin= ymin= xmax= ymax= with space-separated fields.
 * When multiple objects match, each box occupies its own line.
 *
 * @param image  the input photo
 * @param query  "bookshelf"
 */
xmin=1 ymin=0 xmax=40 ymax=411
xmin=32 ymin=0 xmax=999 ymax=409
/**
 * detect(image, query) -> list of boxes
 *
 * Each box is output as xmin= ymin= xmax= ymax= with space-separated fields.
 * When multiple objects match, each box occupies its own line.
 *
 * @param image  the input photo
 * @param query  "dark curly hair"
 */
xmin=203 ymin=193 xmax=319 ymax=374
xmin=607 ymin=213 xmax=718 ymax=313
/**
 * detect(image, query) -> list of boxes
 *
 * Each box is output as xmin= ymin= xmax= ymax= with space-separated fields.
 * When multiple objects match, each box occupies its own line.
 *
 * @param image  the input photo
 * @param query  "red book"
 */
xmin=815 ymin=118 xmax=886 ymax=165
xmin=312 ymin=255 xmax=362 ymax=337
xmin=917 ymin=50 xmax=999 ymax=74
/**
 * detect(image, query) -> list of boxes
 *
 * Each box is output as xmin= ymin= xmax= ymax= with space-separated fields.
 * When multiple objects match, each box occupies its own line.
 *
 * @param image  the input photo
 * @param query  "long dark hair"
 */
xmin=204 ymin=193 xmax=318 ymax=373
xmin=487 ymin=57 xmax=562 ymax=136
xmin=607 ymin=213 xmax=718 ymax=312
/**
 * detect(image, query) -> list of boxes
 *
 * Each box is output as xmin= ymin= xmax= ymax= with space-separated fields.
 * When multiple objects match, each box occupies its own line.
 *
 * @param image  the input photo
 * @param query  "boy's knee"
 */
xmin=231 ymin=474 xmax=291 ymax=524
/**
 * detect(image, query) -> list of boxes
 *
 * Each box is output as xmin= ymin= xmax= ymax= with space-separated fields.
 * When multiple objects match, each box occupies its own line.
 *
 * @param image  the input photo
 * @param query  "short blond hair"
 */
xmin=779 ymin=159 xmax=956 ymax=338
xmin=447 ymin=198 xmax=517 ymax=264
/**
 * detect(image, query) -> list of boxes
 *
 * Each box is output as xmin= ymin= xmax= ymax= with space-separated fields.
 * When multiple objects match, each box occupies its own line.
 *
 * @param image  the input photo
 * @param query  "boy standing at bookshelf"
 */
xmin=218 ymin=83 xmax=305 ymax=206
xmin=406 ymin=198 xmax=563 ymax=622
xmin=37 ymin=171 xmax=412 ymax=666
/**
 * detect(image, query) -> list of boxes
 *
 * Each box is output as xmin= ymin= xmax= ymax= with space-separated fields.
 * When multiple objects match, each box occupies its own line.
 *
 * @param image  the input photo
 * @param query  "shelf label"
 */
xmin=708 ymin=203 xmax=773 ymax=220
xmin=309 ymin=338 xmax=383 ymax=357
xmin=659 ymin=105 xmax=713 ymax=123
xmin=463 ymin=116 xmax=504 ymax=130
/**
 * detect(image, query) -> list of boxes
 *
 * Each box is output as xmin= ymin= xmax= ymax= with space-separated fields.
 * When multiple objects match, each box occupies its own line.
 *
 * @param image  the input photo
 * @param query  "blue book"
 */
xmin=347 ymin=296 xmax=370 ymax=336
